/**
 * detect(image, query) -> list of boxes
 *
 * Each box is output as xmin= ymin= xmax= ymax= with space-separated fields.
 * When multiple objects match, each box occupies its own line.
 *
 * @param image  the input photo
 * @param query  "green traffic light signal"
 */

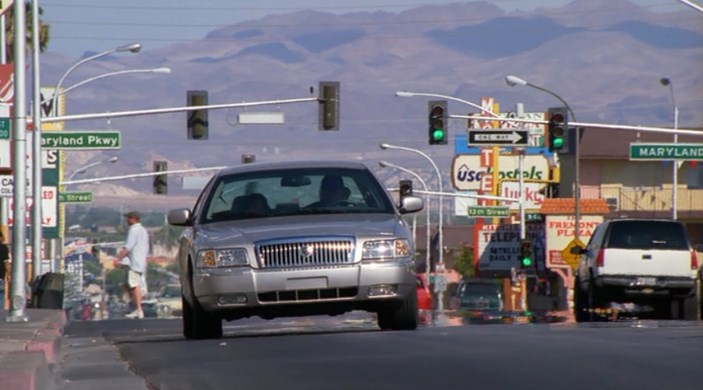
xmin=428 ymin=100 xmax=448 ymax=145
xmin=548 ymin=107 xmax=568 ymax=153
xmin=432 ymin=129 xmax=445 ymax=142
xmin=519 ymin=239 xmax=533 ymax=268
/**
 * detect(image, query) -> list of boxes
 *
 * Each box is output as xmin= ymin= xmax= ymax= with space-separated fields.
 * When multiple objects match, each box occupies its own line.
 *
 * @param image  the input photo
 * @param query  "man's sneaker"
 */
xmin=125 ymin=309 xmax=144 ymax=319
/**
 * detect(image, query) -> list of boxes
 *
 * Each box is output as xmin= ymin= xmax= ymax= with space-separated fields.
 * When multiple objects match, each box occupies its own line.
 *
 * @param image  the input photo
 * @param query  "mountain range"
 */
xmin=36 ymin=0 xmax=703 ymax=211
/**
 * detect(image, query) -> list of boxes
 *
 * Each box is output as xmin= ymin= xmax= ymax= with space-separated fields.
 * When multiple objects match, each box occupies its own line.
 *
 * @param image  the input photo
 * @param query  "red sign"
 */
xmin=0 ymin=63 xmax=13 ymax=103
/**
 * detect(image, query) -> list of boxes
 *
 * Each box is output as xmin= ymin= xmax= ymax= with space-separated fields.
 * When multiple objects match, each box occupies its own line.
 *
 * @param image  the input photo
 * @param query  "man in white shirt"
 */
xmin=115 ymin=211 xmax=150 ymax=319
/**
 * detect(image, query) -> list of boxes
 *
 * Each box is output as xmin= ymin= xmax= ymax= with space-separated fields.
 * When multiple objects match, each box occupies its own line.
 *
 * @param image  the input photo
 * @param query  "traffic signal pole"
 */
xmin=40 ymin=97 xmax=320 ymax=124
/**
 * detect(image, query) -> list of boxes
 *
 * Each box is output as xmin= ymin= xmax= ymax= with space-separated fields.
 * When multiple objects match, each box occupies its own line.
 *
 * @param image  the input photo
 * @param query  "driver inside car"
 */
xmin=318 ymin=175 xmax=351 ymax=206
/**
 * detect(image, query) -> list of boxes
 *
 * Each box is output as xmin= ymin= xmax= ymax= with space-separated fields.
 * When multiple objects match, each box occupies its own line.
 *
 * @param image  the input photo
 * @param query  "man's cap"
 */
xmin=124 ymin=211 xmax=140 ymax=219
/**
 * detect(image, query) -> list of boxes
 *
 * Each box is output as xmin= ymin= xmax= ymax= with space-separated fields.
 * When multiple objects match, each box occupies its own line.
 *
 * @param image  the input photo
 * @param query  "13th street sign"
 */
xmin=467 ymin=129 xmax=529 ymax=147
xmin=42 ymin=131 xmax=121 ymax=150
xmin=629 ymin=143 xmax=703 ymax=161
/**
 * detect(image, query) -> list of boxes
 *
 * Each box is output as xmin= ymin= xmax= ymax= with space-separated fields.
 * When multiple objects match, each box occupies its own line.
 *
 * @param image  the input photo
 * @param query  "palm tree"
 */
xmin=4 ymin=2 xmax=51 ymax=63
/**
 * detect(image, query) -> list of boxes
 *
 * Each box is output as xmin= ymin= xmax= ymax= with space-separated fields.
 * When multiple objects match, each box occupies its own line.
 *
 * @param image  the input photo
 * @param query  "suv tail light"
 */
xmin=691 ymin=250 xmax=699 ymax=270
xmin=596 ymin=249 xmax=605 ymax=268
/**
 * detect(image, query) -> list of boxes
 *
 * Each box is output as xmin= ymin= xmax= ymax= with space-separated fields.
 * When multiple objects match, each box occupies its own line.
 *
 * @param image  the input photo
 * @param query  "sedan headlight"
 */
xmin=197 ymin=248 xmax=249 ymax=268
xmin=362 ymin=239 xmax=410 ymax=260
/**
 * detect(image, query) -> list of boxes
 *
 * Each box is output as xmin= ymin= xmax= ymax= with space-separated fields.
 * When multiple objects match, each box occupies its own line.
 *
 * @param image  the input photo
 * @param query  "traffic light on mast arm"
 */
xmin=547 ymin=107 xmax=569 ymax=153
xmin=153 ymin=161 xmax=168 ymax=195
xmin=187 ymin=90 xmax=209 ymax=140
xmin=428 ymin=100 xmax=448 ymax=145
xmin=318 ymin=81 xmax=340 ymax=130
xmin=519 ymin=239 xmax=533 ymax=268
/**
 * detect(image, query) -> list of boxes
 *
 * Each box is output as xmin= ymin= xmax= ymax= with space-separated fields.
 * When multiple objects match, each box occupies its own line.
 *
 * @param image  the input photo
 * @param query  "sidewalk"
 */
xmin=0 ymin=308 xmax=67 ymax=390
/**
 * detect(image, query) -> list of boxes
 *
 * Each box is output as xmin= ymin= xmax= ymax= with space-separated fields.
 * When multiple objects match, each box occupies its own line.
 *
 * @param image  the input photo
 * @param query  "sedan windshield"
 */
xmin=201 ymin=167 xmax=395 ymax=224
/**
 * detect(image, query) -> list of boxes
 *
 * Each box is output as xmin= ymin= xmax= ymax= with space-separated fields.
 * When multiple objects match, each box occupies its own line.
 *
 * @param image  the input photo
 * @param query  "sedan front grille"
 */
xmin=257 ymin=238 xmax=355 ymax=269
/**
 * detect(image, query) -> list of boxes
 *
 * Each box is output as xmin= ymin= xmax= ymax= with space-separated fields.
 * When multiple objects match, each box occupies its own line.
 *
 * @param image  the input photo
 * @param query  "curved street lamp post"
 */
xmin=66 ymin=156 xmax=120 ymax=189
xmin=379 ymin=160 xmax=432 ymax=280
xmin=379 ymin=143 xmax=446 ymax=309
xmin=505 ymin=75 xmax=581 ymax=241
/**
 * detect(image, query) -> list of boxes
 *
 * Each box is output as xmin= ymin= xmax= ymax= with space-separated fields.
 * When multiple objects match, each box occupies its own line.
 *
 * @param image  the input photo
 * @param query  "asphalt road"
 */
xmin=57 ymin=313 xmax=703 ymax=390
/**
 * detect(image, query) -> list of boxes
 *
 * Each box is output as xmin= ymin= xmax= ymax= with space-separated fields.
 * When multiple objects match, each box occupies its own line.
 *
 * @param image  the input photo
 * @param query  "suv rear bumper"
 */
xmin=596 ymin=275 xmax=696 ymax=297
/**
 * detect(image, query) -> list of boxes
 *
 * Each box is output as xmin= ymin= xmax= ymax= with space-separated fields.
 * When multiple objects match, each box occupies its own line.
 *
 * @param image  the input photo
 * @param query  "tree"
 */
xmin=4 ymin=2 xmax=51 ymax=63
xmin=452 ymin=245 xmax=476 ymax=278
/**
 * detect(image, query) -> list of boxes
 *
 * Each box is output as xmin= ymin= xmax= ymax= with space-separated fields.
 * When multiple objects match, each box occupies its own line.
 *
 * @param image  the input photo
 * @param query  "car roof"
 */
xmin=217 ymin=160 xmax=371 ymax=177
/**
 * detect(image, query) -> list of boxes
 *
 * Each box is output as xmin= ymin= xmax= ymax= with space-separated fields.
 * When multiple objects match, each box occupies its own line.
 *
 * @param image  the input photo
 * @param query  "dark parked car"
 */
xmin=450 ymin=279 xmax=503 ymax=313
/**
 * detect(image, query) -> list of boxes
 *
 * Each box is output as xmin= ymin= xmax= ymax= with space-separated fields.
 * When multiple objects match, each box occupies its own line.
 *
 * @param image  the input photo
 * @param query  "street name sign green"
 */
xmin=0 ymin=117 xmax=10 ymax=139
xmin=629 ymin=143 xmax=703 ymax=161
xmin=42 ymin=131 xmax=121 ymax=150
xmin=467 ymin=206 xmax=510 ymax=217
xmin=59 ymin=191 xmax=93 ymax=203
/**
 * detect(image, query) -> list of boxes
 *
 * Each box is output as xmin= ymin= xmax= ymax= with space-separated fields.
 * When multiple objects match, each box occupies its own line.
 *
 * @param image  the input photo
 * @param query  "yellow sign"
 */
xmin=561 ymin=238 xmax=586 ymax=270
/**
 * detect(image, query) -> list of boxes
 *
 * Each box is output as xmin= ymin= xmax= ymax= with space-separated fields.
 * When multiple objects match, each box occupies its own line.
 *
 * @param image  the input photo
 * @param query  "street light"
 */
xmin=379 ymin=143 xmax=445 ymax=309
xmin=51 ymin=42 xmax=141 ymax=114
xmin=660 ymin=77 xmax=679 ymax=220
xmin=379 ymin=160 xmax=431 ymax=278
xmin=504 ymin=75 xmax=581 ymax=241
xmin=45 ymin=68 xmax=171 ymax=104
xmin=66 ymin=156 xmax=120 ymax=185
xmin=395 ymin=91 xmax=502 ymax=118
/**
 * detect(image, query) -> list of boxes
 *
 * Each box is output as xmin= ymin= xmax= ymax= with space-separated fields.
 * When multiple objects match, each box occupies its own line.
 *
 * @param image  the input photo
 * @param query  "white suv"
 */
xmin=574 ymin=219 xmax=699 ymax=321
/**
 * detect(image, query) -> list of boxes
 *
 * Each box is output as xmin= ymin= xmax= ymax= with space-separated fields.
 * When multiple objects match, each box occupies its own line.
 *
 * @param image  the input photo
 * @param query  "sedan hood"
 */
xmin=195 ymin=213 xmax=404 ymax=246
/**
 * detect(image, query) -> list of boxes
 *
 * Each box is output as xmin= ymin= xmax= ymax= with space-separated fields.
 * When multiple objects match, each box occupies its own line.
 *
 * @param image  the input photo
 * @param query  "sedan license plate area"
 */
xmin=635 ymin=277 xmax=656 ymax=286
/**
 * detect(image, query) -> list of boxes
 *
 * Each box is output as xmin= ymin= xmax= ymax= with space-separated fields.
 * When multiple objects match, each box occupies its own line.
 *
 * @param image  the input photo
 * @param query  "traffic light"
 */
xmin=241 ymin=154 xmax=256 ymax=164
xmin=428 ymin=100 xmax=447 ymax=145
xmin=399 ymin=179 xmax=412 ymax=198
xmin=318 ymin=81 xmax=340 ymax=130
xmin=153 ymin=161 xmax=168 ymax=195
xmin=519 ymin=239 xmax=533 ymax=268
xmin=187 ymin=90 xmax=209 ymax=140
xmin=548 ymin=107 xmax=568 ymax=153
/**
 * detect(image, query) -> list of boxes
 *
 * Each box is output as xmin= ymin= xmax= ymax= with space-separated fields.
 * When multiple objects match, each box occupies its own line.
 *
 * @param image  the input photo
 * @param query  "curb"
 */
xmin=0 ymin=309 xmax=68 ymax=390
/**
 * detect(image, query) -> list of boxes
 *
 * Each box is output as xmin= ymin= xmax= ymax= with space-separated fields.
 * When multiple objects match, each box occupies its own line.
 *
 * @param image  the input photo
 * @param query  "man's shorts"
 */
xmin=124 ymin=269 xmax=148 ymax=293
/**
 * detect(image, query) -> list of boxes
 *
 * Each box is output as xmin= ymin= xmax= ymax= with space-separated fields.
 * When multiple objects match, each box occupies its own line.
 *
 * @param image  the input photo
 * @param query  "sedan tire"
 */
xmin=377 ymin=293 xmax=418 ymax=331
xmin=182 ymin=292 xmax=223 ymax=340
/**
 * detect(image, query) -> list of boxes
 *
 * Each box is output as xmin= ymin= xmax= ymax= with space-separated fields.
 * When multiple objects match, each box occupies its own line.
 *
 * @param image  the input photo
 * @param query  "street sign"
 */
xmin=42 ymin=131 xmax=121 ymax=150
xmin=561 ymin=237 xmax=586 ymax=270
xmin=467 ymin=129 xmax=529 ymax=147
xmin=0 ymin=117 xmax=9 ymax=139
xmin=629 ymin=143 xmax=703 ymax=161
xmin=58 ymin=191 xmax=93 ymax=203
xmin=238 ymin=112 xmax=285 ymax=124
xmin=467 ymin=206 xmax=510 ymax=217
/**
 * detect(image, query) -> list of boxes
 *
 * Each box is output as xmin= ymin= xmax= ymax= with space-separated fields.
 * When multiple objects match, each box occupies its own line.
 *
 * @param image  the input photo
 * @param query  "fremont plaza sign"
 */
xmin=629 ymin=143 xmax=703 ymax=161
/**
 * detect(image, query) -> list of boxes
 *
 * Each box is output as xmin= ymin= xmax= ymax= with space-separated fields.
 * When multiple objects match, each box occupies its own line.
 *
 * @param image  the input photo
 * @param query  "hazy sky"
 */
xmin=39 ymin=0 xmax=689 ymax=57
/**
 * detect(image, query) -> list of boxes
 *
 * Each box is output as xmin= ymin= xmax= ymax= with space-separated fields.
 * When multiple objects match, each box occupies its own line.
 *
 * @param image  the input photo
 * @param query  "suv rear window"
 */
xmin=605 ymin=221 xmax=690 ymax=250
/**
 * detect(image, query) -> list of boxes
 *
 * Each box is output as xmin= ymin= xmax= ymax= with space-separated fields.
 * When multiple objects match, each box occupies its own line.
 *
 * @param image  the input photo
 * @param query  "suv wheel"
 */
xmin=573 ymin=278 xmax=588 ymax=322
xmin=587 ymin=277 xmax=602 ymax=321
xmin=377 ymin=293 xmax=418 ymax=331
xmin=680 ymin=289 xmax=699 ymax=321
